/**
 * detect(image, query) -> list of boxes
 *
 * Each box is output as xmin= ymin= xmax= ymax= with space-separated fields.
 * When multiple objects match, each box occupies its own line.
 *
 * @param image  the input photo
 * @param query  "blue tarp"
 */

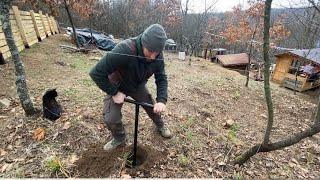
xmin=73 ymin=28 xmax=116 ymax=51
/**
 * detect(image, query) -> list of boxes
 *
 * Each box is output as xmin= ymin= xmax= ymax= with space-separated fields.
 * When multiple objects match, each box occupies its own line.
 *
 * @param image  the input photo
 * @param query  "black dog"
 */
xmin=42 ymin=89 xmax=62 ymax=121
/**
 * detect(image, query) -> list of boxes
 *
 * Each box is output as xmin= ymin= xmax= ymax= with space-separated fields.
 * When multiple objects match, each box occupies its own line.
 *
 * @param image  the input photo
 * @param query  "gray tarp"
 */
xmin=73 ymin=28 xmax=116 ymax=51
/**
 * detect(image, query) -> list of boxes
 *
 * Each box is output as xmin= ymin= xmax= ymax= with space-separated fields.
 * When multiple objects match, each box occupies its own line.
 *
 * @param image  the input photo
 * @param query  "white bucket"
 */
xmin=178 ymin=52 xmax=185 ymax=60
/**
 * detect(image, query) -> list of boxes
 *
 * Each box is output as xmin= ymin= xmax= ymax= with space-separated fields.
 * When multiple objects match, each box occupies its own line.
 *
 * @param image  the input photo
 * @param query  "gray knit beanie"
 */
xmin=141 ymin=24 xmax=167 ymax=53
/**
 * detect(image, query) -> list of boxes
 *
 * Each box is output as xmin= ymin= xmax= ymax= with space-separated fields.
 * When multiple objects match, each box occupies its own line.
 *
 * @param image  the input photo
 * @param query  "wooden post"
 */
xmin=46 ymin=14 xmax=53 ymax=35
xmin=54 ymin=17 xmax=60 ymax=34
xmin=55 ymin=18 xmax=60 ymax=34
xmin=49 ymin=16 xmax=55 ymax=33
xmin=50 ymin=16 xmax=57 ymax=34
xmin=12 ymin=6 xmax=28 ymax=47
xmin=39 ymin=11 xmax=48 ymax=37
xmin=29 ymin=10 xmax=41 ymax=41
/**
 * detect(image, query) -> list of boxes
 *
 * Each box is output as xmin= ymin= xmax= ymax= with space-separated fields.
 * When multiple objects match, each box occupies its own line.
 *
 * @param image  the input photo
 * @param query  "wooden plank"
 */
xmin=24 ymin=28 xmax=35 ymax=33
xmin=39 ymin=11 xmax=49 ymax=36
xmin=25 ymin=27 xmax=36 ymax=32
xmin=2 ymin=51 xmax=12 ymax=60
xmin=22 ymin=22 xmax=34 ymax=28
xmin=22 ymin=21 xmax=34 ymax=26
xmin=10 ymin=23 xmax=18 ymax=29
xmin=12 ymin=6 xmax=28 ymax=47
xmin=0 ymin=46 xmax=9 ymax=53
xmin=36 ymin=20 xmax=43 ymax=26
xmin=49 ymin=16 xmax=56 ymax=33
xmin=26 ymin=35 xmax=37 ymax=41
xmin=26 ymin=35 xmax=37 ymax=40
xmin=51 ymin=17 xmax=58 ymax=33
xmin=10 ymin=21 xmax=17 ymax=26
xmin=0 ymin=40 xmax=7 ymax=47
xmin=20 ymin=11 xmax=30 ymax=16
xmin=11 ymin=26 xmax=19 ymax=32
xmin=29 ymin=39 xmax=38 ymax=46
xmin=46 ymin=14 xmax=53 ymax=34
xmin=0 ymin=33 xmax=5 ymax=40
xmin=12 ymin=32 xmax=22 ymax=39
xmin=17 ymin=45 xmax=24 ymax=52
xmin=30 ymin=10 xmax=41 ymax=40
xmin=21 ymin=16 xmax=32 ymax=20
xmin=16 ymin=40 xmax=24 ymax=47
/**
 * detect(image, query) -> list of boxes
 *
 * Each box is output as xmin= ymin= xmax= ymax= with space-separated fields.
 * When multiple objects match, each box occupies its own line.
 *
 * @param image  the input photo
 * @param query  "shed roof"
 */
xmin=216 ymin=53 xmax=249 ymax=66
xmin=275 ymin=48 xmax=320 ymax=65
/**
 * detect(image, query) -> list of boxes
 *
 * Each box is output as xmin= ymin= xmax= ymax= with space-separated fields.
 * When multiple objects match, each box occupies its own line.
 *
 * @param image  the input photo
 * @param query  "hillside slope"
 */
xmin=0 ymin=35 xmax=318 ymax=178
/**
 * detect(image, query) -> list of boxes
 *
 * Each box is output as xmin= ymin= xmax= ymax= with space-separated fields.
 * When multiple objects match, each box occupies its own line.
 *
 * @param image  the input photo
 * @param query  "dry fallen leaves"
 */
xmin=97 ymin=123 xmax=105 ymax=130
xmin=224 ymin=119 xmax=234 ymax=129
xmin=1 ymin=163 xmax=13 ymax=173
xmin=32 ymin=128 xmax=45 ymax=141
xmin=69 ymin=154 xmax=79 ymax=164
xmin=0 ymin=149 xmax=7 ymax=156
xmin=63 ymin=122 xmax=71 ymax=130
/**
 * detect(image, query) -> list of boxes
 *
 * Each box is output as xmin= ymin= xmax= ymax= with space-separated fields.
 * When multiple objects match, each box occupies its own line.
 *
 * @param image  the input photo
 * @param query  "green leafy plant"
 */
xmin=46 ymin=157 xmax=62 ymax=172
xmin=45 ymin=156 xmax=69 ymax=177
xmin=228 ymin=123 xmax=242 ymax=145
xmin=177 ymin=154 xmax=189 ymax=166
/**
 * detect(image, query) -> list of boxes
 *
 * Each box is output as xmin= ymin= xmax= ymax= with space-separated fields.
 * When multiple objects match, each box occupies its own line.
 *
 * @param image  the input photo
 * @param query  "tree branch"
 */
xmin=234 ymin=125 xmax=320 ymax=165
xmin=307 ymin=0 xmax=320 ymax=14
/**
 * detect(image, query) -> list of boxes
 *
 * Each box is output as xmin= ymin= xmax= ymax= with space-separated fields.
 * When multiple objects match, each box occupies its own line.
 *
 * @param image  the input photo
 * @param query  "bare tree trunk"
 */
xmin=64 ymin=0 xmax=80 ymax=48
xmin=89 ymin=14 xmax=93 ymax=43
xmin=308 ymin=0 xmax=320 ymax=13
xmin=245 ymin=25 xmax=258 ymax=87
xmin=188 ymin=48 xmax=193 ymax=66
xmin=262 ymin=0 xmax=274 ymax=145
xmin=0 ymin=0 xmax=37 ymax=116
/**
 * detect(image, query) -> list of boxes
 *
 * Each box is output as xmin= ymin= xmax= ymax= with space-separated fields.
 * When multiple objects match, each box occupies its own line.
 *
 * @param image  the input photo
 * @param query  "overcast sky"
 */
xmin=185 ymin=0 xmax=310 ymax=13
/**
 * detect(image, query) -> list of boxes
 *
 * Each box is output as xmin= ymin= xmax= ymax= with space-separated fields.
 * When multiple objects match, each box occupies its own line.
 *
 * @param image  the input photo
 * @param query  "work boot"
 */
xmin=158 ymin=126 xmax=173 ymax=138
xmin=103 ymin=138 xmax=125 ymax=151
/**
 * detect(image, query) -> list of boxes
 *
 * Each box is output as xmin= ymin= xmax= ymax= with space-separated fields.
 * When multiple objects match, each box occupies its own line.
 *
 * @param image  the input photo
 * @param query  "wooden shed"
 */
xmin=272 ymin=48 xmax=320 ymax=91
xmin=216 ymin=53 xmax=249 ymax=69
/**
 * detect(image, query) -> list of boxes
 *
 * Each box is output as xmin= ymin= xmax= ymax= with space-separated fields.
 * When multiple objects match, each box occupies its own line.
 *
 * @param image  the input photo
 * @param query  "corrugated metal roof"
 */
xmin=216 ymin=53 xmax=249 ymax=66
xmin=276 ymin=48 xmax=320 ymax=65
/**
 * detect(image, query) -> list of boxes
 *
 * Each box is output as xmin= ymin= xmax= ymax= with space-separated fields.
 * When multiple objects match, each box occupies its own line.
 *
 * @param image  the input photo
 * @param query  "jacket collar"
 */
xmin=135 ymin=34 xmax=144 ymax=57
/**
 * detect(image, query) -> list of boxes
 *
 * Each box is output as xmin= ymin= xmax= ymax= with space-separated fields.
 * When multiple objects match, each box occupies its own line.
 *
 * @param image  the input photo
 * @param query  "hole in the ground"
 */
xmin=125 ymin=146 xmax=148 ymax=168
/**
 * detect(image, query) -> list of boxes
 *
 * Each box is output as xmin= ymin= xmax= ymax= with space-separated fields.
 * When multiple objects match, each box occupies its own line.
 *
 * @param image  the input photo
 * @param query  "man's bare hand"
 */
xmin=112 ymin=92 xmax=126 ymax=104
xmin=154 ymin=102 xmax=166 ymax=114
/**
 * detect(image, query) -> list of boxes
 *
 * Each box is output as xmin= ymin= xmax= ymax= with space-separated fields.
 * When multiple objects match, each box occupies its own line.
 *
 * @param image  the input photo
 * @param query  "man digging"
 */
xmin=89 ymin=24 xmax=172 ymax=151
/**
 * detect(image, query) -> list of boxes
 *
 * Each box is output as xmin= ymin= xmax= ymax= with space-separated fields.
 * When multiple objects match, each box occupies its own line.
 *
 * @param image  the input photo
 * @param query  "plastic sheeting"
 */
xmin=73 ymin=28 xmax=116 ymax=51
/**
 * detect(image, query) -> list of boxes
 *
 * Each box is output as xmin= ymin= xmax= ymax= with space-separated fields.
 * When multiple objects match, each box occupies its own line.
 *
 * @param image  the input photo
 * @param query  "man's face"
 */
xmin=143 ymin=47 xmax=159 ymax=62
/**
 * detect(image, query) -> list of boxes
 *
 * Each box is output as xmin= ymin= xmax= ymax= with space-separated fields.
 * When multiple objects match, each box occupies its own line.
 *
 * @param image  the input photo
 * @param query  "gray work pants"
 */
xmin=103 ymin=87 xmax=164 ymax=141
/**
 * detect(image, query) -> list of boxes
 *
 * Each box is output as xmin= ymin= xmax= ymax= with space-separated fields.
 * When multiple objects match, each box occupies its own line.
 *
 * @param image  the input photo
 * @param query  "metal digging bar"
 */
xmin=124 ymin=98 xmax=153 ymax=166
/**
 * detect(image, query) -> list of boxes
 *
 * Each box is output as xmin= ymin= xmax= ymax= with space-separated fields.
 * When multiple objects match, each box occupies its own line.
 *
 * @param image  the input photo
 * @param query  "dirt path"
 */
xmin=0 ymin=34 xmax=319 ymax=178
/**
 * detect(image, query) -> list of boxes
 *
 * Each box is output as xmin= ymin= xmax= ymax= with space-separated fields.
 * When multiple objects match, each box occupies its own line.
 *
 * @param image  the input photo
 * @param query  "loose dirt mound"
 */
xmin=75 ymin=144 xmax=166 ymax=178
